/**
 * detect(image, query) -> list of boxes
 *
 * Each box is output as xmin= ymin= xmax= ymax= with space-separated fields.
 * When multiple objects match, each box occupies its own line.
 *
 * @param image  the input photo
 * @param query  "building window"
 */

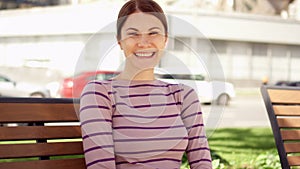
xmin=197 ymin=38 xmax=211 ymax=54
xmin=211 ymin=40 xmax=227 ymax=54
xmin=252 ymin=43 xmax=268 ymax=56
xmin=174 ymin=37 xmax=191 ymax=51
xmin=290 ymin=45 xmax=300 ymax=58
xmin=230 ymin=41 xmax=249 ymax=56
xmin=270 ymin=44 xmax=287 ymax=57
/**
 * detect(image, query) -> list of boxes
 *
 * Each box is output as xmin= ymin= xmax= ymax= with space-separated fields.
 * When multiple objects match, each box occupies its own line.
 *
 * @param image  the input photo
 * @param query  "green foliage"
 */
xmin=252 ymin=150 xmax=281 ymax=169
xmin=181 ymin=149 xmax=229 ymax=169
xmin=212 ymin=159 xmax=226 ymax=169
xmin=211 ymin=149 xmax=229 ymax=169
xmin=207 ymin=127 xmax=277 ymax=168
xmin=180 ymin=152 xmax=189 ymax=169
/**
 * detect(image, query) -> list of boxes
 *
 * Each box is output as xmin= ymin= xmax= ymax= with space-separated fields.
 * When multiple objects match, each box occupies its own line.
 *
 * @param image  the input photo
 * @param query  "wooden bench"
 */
xmin=261 ymin=86 xmax=300 ymax=169
xmin=0 ymin=97 xmax=86 ymax=169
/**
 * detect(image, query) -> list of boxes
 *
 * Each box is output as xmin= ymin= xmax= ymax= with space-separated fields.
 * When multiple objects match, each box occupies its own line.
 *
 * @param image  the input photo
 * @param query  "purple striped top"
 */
xmin=79 ymin=79 xmax=212 ymax=169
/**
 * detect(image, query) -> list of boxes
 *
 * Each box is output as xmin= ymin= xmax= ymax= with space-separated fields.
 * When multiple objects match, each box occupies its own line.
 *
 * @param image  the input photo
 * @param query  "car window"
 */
xmin=96 ymin=73 xmax=117 ymax=80
xmin=0 ymin=76 xmax=10 ymax=82
xmin=155 ymin=74 xmax=205 ymax=81
xmin=84 ymin=73 xmax=118 ymax=82
xmin=86 ymin=75 xmax=97 ymax=81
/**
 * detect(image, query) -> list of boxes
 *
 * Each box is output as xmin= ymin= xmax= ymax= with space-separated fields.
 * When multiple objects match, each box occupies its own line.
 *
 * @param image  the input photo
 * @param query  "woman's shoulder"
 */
xmin=85 ymin=79 xmax=113 ymax=86
xmin=82 ymin=79 xmax=113 ymax=93
xmin=158 ymin=79 xmax=193 ymax=91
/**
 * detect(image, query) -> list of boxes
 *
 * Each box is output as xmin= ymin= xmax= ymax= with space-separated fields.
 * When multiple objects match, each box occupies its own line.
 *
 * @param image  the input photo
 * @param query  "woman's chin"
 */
xmin=134 ymin=63 xmax=157 ymax=71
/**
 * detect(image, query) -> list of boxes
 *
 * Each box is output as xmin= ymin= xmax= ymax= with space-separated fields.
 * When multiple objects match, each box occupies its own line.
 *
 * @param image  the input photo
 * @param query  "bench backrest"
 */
xmin=0 ymin=97 xmax=85 ymax=169
xmin=261 ymin=86 xmax=300 ymax=169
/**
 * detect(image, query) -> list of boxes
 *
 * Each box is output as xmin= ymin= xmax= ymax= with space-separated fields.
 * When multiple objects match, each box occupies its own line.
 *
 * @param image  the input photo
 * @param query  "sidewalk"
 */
xmin=202 ymin=88 xmax=270 ymax=129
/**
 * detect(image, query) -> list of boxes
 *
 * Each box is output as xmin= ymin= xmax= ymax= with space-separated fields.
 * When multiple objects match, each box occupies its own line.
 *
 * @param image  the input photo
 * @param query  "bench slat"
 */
xmin=0 ymin=142 xmax=83 ymax=158
xmin=0 ymin=103 xmax=80 ymax=123
xmin=273 ymin=105 xmax=300 ymax=116
xmin=288 ymin=156 xmax=300 ymax=166
xmin=0 ymin=158 xmax=86 ymax=169
xmin=268 ymin=89 xmax=300 ymax=104
xmin=0 ymin=126 xmax=82 ymax=141
xmin=281 ymin=130 xmax=300 ymax=140
xmin=277 ymin=118 xmax=300 ymax=128
xmin=284 ymin=143 xmax=300 ymax=153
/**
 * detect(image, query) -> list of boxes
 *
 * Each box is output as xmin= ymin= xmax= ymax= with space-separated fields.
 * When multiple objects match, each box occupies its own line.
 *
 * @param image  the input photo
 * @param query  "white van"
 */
xmin=155 ymin=73 xmax=235 ymax=105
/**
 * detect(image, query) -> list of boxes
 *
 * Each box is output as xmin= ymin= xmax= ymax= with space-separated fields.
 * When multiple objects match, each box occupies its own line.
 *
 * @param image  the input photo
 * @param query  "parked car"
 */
xmin=0 ymin=75 xmax=50 ymax=98
xmin=155 ymin=73 xmax=235 ymax=105
xmin=59 ymin=70 xmax=119 ymax=98
xmin=275 ymin=80 xmax=300 ymax=87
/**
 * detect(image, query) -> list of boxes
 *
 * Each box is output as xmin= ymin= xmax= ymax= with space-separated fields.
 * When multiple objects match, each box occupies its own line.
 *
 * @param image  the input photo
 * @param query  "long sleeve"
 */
xmin=180 ymin=85 xmax=212 ymax=169
xmin=79 ymin=81 xmax=116 ymax=169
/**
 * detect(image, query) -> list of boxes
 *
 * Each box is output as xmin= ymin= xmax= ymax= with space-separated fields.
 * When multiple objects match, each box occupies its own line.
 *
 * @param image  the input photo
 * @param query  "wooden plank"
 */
xmin=281 ymin=130 xmax=300 ymax=140
xmin=273 ymin=105 xmax=300 ymax=116
xmin=287 ymin=156 xmax=300 ymax=166
xmin=0 ymin=103 xmax=80 ymax=123
xmin=284 ymin=143 xmax=300 ymax=153
xmin=268 ymin=89 xmax=300 ymax=104
xmin=0 ymin=158 xmax=86 ymax=169
xmin=0 ymin=142 xmax=83 ymax=158
xmin=0 ymin=126 xmax=82 ymax=141
xmin=277 ymin=118 xmax=300 ymax=128
xmin=0 ymin=97 xmax=79 ymax=104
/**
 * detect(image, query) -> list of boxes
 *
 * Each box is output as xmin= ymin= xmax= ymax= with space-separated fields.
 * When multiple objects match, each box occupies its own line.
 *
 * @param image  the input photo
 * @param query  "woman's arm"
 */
xmin=79 ymin=81 xmax=116 ymax=169
xmin=180 ymin=85 xmax=212 ymax=169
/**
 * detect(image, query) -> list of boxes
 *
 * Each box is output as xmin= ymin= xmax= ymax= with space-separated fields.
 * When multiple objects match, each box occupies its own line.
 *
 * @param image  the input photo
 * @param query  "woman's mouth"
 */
xmin=134 ymin=52 xmax=156 ymax=58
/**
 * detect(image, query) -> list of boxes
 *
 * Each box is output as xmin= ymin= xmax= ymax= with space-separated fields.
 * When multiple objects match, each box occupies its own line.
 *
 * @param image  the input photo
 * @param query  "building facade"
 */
xmin=0 ymin=2 xmax=300 ymax=87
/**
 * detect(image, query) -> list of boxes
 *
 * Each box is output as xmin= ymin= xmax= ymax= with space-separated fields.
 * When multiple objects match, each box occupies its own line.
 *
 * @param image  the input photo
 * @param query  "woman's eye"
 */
xmin=127 ymin=32 xmax=138 ymax=36
xmin=149 ymin=32 xmax=159 ymax=36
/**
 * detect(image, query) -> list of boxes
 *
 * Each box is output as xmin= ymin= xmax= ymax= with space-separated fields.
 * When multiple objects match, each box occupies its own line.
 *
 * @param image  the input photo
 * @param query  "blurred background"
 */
xmin=0 ymin=0 xmax=299 ymax=98
xmin=1 ymin=1 xmax=299 ymax=167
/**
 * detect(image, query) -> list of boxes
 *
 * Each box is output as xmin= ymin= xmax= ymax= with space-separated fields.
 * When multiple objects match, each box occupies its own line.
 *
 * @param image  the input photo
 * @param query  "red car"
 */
xmin=59 ymin=70 xmax=119 ymax=98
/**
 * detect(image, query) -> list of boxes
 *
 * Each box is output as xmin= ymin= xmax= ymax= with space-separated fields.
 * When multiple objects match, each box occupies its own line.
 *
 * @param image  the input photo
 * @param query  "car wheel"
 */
xmin=216 ymin=94 xmax=230 ymax=106
xmin=30 ymin=92 xmax=45 ymax=98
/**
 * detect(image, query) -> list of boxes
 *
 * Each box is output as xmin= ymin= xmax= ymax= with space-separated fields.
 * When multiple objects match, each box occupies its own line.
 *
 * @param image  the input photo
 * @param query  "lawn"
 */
xmin=208 ymin=127 xmax=280 ymax=168
xmin=181 ymin=127 xmax=281 ymax=169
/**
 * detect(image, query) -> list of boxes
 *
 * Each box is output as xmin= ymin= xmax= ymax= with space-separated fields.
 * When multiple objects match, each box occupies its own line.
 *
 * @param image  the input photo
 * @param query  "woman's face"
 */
xmin=118 ymin=12 xmax=167 ymax=71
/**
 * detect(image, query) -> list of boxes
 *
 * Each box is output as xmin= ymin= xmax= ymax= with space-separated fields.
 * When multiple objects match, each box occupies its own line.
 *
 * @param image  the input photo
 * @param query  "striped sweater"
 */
xmin=79 ymin=79 xmax=212 ymax=169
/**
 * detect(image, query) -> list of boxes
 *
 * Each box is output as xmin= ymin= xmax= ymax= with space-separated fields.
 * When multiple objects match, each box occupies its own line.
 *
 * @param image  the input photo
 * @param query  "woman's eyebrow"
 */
xmin=125 ymin=27 xmax=161 ymax=33
xmin=149 ymin=27 xmax=161 ymax=31
xmin=126 ymin=27 xmax=139 ymax=32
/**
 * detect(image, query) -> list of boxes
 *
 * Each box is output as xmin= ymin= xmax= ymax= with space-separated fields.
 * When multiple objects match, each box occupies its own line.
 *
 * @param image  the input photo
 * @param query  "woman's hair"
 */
xmin=116 ymin=0 xmax=168 ymax=41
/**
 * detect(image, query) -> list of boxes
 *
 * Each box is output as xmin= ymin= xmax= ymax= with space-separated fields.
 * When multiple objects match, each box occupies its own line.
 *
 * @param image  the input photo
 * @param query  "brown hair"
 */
xmin=116 ymin=0 xmax=168 ymax=41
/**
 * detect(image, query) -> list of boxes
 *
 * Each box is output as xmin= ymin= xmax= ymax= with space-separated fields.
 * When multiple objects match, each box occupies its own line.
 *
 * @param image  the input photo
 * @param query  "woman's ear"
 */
xmin=116 ymin=35 xmax=123 ymax=50
xmin=164 ymin=35 xmax=168 ymax=46
xmin=118 ymin=40 xmax=123 ymax=50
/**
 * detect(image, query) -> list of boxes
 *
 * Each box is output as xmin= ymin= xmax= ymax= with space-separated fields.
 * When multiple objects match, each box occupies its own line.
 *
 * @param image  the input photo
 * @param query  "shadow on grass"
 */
xmin=208 ymin=127 xmax=275 ymax=150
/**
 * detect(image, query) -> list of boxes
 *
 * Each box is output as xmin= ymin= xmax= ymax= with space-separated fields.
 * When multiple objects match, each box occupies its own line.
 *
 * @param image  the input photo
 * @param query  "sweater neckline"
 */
xmin=108 ymin=79 xmax=164 ymax=85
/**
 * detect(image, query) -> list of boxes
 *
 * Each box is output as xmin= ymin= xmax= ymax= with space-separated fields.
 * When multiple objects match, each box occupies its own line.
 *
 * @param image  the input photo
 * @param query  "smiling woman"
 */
xmin=116 ymin=12 xmax=167 ymax=79
xmin=79 ymin=0 xmax=212 ymax=169
xmin=115 ymin=0 xmax=168 ymax=81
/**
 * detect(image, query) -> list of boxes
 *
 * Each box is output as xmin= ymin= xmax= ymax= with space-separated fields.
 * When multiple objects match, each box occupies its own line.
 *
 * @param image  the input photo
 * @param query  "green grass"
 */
xmin=180 ymin=127 xmax=280 ymax=169
xmin=207 ymin=127 xmax=279 ymax=168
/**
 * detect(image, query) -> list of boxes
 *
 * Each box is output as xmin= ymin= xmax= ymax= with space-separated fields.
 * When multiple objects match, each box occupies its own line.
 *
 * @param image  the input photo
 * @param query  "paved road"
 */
xmin=201 ymin=90 xmax=270 ymax=129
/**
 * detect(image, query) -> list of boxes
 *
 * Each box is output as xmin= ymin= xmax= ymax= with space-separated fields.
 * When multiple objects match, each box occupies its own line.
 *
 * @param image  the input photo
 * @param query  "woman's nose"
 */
xmin=137 ymin=34 xmax=150 ymax=47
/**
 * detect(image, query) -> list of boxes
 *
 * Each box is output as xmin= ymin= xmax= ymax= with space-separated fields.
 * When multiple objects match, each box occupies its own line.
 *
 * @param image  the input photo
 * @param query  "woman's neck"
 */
xmin=115 ymin=68 xmax=155 ymax=81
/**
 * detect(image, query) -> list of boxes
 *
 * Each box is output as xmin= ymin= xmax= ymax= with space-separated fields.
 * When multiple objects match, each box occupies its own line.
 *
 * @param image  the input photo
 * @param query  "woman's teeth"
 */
xmin=135 ymin=52 xmax=155 ymax=58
